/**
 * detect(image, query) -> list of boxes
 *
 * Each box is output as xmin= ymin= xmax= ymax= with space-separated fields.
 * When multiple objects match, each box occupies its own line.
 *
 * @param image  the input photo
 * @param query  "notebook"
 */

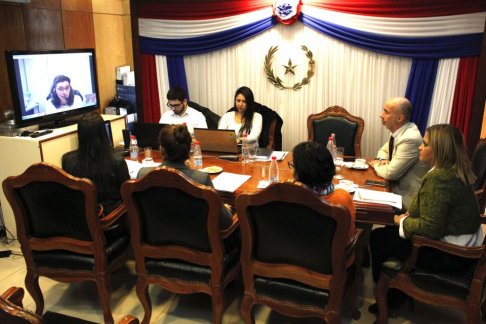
xmin=133 ymin=122 xmax=168 ymax=149
xmin=194 ymin=128 xmax=239 ymax=153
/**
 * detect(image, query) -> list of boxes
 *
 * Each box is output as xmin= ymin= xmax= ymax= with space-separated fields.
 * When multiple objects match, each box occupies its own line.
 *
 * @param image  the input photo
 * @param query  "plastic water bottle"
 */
xmin=242 ymin=134 xmax=250 ymax=163
xmin=269 ymin=156 xmax=279 ymax=183
xmin=326 ymin=137 xmax=335 ymax=161
xmin=129 ymin=135 xmax=139 ymax=161
xmin=194 ymin=141 xmax=203 ymax=170
xmin=331 ymin=133 xmax=337 ymax=157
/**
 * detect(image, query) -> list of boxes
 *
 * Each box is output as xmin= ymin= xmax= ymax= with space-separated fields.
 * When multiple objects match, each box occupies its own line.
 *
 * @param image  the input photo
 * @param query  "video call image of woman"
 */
xmin=45 ymin=75 xmax=83 ymax=114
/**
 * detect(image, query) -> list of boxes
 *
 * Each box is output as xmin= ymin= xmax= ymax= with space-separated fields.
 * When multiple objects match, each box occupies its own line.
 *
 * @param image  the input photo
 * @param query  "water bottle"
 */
xmin=331 ymin=133 xmax=337 ymax=157
xmin=193 ymin=141 xmax=203 ymax=170
xmin=129 ymin=135 xmax=139 ymax=161
xmin=326 ymin=137 xmax=335 ymax=161
xmin=242 ymin=134 xmax=250 ymax=163
xmin=269 ymin=156 xmax=279 ymax=183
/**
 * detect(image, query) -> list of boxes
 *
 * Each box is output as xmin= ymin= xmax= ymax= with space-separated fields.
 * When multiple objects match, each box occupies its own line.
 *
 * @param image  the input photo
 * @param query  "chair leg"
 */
xmin=373 ymin=274 xmax=390 ymax=324
xmin=96 ymin=273 xmax=114 ymax=324
xmin=25 ymin=269 xmax=43 ymax=316
xmin=241 ymin=292 xmax=255 ymax=324
xmin=466 ymin=306 xmax=482 ymax=324
xmin=482 ymin=299 xmax=486 ymax=322
xmin=211 ymin=285 xmax=225 ymax=324
xmin=348 ymin=266 xmax=363 ymax=320
xmin=136 ymin=276 xmax=152 ymax=324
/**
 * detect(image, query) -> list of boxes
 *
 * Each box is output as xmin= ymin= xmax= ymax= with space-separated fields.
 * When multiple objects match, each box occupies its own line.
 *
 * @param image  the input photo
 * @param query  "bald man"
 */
xmin=369 ymin=97 xmax=430 ymax=211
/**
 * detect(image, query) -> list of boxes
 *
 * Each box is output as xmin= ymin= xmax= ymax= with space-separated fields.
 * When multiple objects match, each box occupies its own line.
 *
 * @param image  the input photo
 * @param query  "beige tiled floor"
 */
xmin=0 ymin=240 xmax=469 ymax=323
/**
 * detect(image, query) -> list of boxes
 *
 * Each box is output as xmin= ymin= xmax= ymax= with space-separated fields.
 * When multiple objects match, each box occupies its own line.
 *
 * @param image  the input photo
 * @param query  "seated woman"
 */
xmin=218 ymin=86 xmax=262 ymax=144
xmin=369 ymin=124 xmax=482 ymax=314
xmin=137 ymin=124 xmax=234 ymax=230
xmin=62 ymin=112 xmax=130 ymax=236
xmin=46 ymin=75 xmax=83 ymax=114
xmin=292 ymin=141 xmax=356 ymax=266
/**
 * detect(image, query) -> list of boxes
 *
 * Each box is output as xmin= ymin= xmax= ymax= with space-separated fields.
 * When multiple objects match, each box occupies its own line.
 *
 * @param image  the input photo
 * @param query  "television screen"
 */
xmin=5 ymin=48 xmax=100 ymax=128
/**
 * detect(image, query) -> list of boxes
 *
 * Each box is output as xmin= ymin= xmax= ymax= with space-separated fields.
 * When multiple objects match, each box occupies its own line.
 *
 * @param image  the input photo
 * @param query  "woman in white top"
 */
xmin=45 ymin=75 xmax=83 ymax=114
xmin=218 ymin=86 xmax=262 ymax=144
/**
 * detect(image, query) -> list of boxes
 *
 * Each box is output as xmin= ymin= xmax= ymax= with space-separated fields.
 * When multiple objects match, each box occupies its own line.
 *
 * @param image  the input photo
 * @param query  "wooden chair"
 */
xmin=235 ymin=180 xmax=364 ymax=324
xmin=307 ymin=106 xmax=365 ymax=157
xmin=0 ymin=287 xmax=139 ymax=324
xmin=373 ymin=234 xmax=486 ymax=324
xmin=2 ymin=163 xmax=132 ymax=324
xmin=473 ymin=138 xmax=486 ymax=214
xmin=120 ymin=167 xmax=241 ymax=324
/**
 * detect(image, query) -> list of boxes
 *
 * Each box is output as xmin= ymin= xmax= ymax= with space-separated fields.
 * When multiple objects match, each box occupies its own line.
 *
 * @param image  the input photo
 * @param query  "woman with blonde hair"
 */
xmin=369 ymin=124 xmax=481 ymax=315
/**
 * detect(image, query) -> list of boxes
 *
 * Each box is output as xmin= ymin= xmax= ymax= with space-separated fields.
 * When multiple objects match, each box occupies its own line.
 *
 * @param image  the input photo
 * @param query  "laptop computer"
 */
xmin=133 ymin=122 xmax=168 ymax=149
xmin=194 ymin=128 xmax=239 ymax=153
xmin=105 ymin=121 xmax=129 ymax=156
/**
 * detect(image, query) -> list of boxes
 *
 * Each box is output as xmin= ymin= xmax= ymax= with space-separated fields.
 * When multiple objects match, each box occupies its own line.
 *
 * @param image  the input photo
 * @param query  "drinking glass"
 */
xmin=143 ymin=147 xmax=153 ymax=164
xmin=334 ymin=147 xmax=344 ymax=179
xmin=249 ymin=144 xmax=258 ymax=162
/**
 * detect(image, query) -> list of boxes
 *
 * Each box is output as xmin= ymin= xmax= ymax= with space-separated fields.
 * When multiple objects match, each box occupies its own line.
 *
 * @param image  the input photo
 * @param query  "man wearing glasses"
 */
xmin=159 ymin=86 xmax=207 ymax=136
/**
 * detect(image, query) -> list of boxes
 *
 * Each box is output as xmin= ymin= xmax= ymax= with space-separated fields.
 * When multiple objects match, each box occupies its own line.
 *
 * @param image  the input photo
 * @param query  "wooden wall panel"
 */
xmin=61 ymin=0 xmax=92 ymax=12
xmin=23 ymin=0 xmax=60 ymax=10
xmin=23 ymin=7 xmax=64 ymax=50
xmin=0 ymin=4 xmax=27 ymax=120
xmin=93 ymin=13 xmax=126 ymax=109
xmin=92 ymin=0 xmax=123 ymax=15
xmin=123 ymin=15 xmax=133 ymax=69
xmin=62 ymin=11 xmax=95 ymax=49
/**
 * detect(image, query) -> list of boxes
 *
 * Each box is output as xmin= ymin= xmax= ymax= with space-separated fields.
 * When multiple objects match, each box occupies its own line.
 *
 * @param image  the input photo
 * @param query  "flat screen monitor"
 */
xmin=5 ymin=48 xmax=100 ymax=128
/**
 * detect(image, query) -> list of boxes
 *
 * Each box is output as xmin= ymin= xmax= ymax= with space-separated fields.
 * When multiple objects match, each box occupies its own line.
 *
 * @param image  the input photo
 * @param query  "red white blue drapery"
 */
xmin=137 ymin=0 xmax=485 ymax=137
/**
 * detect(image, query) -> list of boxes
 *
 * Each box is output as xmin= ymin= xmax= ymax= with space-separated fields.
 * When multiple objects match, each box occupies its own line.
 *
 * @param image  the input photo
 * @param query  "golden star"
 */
xmin=282 ymin=58 xmax=297 ymax=75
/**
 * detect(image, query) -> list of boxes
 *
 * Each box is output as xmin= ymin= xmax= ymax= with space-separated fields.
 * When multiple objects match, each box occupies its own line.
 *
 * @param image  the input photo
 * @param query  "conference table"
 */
xmin=131 ymin=150 xmax=396 ymax=225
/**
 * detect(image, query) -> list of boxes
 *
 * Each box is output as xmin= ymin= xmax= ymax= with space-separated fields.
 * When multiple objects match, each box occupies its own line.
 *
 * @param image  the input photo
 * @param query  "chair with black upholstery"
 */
xmin=2 ymin=163 xmax=132 ymax=324
xmin=373 ymin=234 xmax=486 ymax=324
xmin=307 ymin=106 xmax=365 ymax=157
xmin=235 ymin=180 xmax=364 ymax=324
xmin=0 ymin=287 xmax=139 ymax=324
xmin=189 ymin=101 xmax=221 ymax=129
xmin=120 ymin=167 xmax=241 ymax=324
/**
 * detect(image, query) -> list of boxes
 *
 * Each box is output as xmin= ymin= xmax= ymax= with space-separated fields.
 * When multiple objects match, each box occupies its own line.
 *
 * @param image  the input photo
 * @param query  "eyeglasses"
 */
xmin=56 ymin=86 xmax=70 ymax=92
xmin=167 ymin=101 xmax=184 ymax=109
xmin=288 ymin=160 xmax=294 ymax=169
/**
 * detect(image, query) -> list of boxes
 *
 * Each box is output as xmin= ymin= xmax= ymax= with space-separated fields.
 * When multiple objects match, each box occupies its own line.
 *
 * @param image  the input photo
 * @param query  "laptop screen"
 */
xmin=133 ymin=122 xmax=168 ymax=149
xmin=105 ymin=121 xmax=113 ymax=147
xmin=194 ymin=128 xmax=239 ymax=153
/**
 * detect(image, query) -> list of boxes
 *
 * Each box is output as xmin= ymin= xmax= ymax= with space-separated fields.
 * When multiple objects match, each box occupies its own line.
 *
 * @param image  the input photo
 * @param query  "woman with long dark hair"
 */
xmin=62 ymin=112 xmax=129 ymax=216
xmin=218 ymin=86 xmax=262 ymax=144
xmin=46 ymin=75 xmax=83 ymax=113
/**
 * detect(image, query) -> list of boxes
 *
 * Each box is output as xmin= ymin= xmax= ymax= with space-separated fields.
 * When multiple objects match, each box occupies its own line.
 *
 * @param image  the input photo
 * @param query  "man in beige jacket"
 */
xmin=370 ymin=97 xmax=430 ymax=212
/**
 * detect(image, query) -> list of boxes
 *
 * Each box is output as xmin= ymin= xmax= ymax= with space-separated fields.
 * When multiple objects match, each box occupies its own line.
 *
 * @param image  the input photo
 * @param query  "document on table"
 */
xmin=256 ymin=151 xmax=288 ymax=161
xmin=125 ymin=159 xmax=161 ymax=179
xmin=353 ymin=188 xmax=402 ymax=209
xmin=212 ymin=172 xmax=251 ymax=193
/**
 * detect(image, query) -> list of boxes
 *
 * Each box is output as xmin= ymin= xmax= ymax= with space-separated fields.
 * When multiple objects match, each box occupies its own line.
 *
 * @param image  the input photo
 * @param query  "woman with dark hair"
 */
xmin=369 ymin=124 xmax=482 ymax=315
xmin=46 ymin=75 xmax=83 ymax=113
xmin=218 ymin=86 xmax=262 ymax=144
xmin=292 ymin=141 xmax=356 ymax=245
xmin=137 ymin=124 xmax=234 ymax=229
xmin=62 ymin=112 xmax=130 ymax=217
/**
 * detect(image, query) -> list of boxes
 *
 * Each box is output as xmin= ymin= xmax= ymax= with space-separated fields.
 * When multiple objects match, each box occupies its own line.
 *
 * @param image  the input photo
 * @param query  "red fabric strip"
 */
xmin=141 ymin=53 xmax=161 ymax=124
xmin=138 ymin=0 xmax=273 ymax=20
xmin=450 ymin=56 xmax=479 ymax=139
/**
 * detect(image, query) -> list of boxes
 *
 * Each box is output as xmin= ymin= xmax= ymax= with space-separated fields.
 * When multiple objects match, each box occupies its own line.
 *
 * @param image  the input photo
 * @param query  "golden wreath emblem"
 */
xmin=264 ymin=45 xmax=315 ymax=90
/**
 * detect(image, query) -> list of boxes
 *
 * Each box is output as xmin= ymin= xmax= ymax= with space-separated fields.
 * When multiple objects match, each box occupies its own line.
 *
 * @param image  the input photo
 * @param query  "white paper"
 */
xmin=125 ymin=159 xmax=160 ymax=179
xmin=353 ymin=188 xmax=402 ymax=209
xmin=212 ymin=172 xmax=251 ymax=193
xmin=256 ymin=151 xmax=288 ymax=162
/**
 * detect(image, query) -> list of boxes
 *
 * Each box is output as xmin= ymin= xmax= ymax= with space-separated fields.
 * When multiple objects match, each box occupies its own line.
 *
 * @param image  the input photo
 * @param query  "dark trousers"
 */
xmin=370 ymin=226 xmax=474 ymax=284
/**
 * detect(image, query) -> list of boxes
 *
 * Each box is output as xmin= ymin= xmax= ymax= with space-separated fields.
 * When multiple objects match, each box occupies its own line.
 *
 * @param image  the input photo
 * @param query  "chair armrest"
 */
xmin=220 ymin=214 xmax=239 ymax=239
xmin=345 ymin=228 xmax=363 ymax=262
xmin=1 ymin=287 xmax=24 ymax=307
xmin=100 ymin=203 xmax=127 ymax=228
xmin=116 ymin=315 xmax=140 ymax=324
xmin=480 ymin=214 xmax=486 ymax=224
xmin=399 ymin=235 xmax=485 ymax=274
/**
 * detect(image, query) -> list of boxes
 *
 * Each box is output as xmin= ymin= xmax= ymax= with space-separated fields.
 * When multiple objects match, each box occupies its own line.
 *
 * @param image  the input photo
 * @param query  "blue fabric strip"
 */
xmin=140 ymin=17 xmax=277 ymax=56
xmin=300 ymin=14 xmax=483 ymax=59
xmin=405 ymin=59 xmax=440 ymax=134
xmin=166 ymin=56 xmax=190 ymax=101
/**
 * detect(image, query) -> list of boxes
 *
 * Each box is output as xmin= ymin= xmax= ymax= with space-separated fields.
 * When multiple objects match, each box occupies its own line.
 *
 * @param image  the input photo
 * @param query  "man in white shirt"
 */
xmin=159 ymin=86 xmax=207 ymax=136
xmin=369 ymin=97 xmax=430 ymax=211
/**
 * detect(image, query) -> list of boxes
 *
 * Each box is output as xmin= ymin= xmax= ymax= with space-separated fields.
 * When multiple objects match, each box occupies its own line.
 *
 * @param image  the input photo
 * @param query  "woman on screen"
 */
xmin=218 ymin=86 xmax=262 ymax=144
xmin=45 ymin=75 xmax=83 ymax=114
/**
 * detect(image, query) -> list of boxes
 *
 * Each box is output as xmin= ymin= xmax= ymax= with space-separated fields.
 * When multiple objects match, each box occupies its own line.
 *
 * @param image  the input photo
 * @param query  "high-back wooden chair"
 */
xmin=2 ymin=163 xmax=132 ymax=324
xmin=307 ymin=106 xmax=365 ymax=157
xmin=120 ymin=167 xmax=240 ymax=324
xmin=235 ymin=180 xmax=363 ymax=324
